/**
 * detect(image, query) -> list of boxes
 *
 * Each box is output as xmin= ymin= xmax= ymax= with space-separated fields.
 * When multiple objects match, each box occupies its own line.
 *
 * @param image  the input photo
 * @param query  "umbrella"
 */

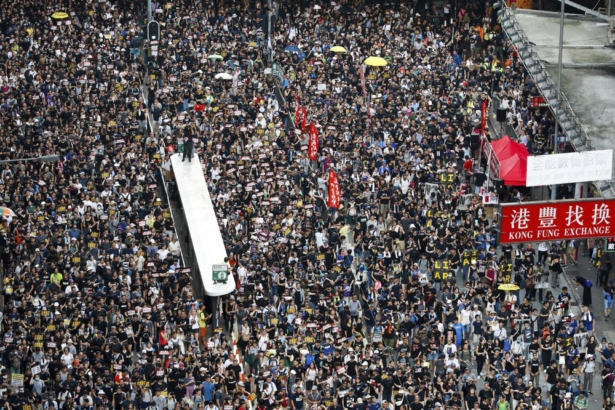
xmin=0 ymin=207 xmax=16 ymax=218
xmin=215 ymin=73 xmax=233 ymax=80
xmin=208 ymin=54 xmax=223 ymax=60
xmin=51 ymin=11 xmax=69 ymax=19
xmin=330 ymin=46 xmax=348 ymax=53
xmin=284 ymin=45 xmax=301 ymax=53
xmin=364 ymin=56 xmax=388 ymax=67
xmin=498 ymin=284 xmax=520 ymax=291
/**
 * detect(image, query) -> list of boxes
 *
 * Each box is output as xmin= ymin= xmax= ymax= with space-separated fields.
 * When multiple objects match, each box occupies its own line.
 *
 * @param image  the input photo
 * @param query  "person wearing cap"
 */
xmin=290 ymin=385 xmax=305 ymax=410
xmin=580 ymin=352 xmax=595 ymax=395
xmin=306 ymin=386 xmax=321 ymax=407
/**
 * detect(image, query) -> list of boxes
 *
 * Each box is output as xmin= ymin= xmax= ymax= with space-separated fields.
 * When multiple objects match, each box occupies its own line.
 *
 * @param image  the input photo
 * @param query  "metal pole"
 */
xmin=147 ymin=0 xmax=152 ymax=23
xmin=551 ymin=0 xmax=565 ymax=201
xmin=211 ymin=296 xmax=219 ymax=329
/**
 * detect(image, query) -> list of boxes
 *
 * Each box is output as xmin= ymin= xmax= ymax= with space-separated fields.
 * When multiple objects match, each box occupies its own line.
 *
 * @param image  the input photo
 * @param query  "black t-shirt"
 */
xmin=409 ymin=402 xmax=423 ymax=410
xmin=291 ymin=393 xmax=305 ymax=410
xmin=512 ymin=382 xmax=525 ymax=400
xmin=465 ymin=394 xmax=478 ymax=409
xmin=529 ymin=358 xmax=541 ymax=374
xmin=541 ymin=338 xmax=553 ymax=353
xmin=474 ymin=172 xmax=487 ymax=187
xmin=517 ymin=361 xmax=527 ymax=375
xmin=546 ymin=366 xmax=558 ymax=384
xmin=478 ymin=388 xmax=493 ymax=402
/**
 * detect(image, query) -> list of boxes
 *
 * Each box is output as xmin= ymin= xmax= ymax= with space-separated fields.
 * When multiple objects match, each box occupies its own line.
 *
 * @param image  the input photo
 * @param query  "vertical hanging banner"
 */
xmin=308 ymin=123 xmax=319 ymax=161
xmin=301 ymin=106 xmax=307 ymax=133
xmin=295 ymin=94 xmax=300 ymax=124
xmin=328 ymin=169 xmax=341 ymax=209
xmin=481 ymin=100 xmax=488 ymax=134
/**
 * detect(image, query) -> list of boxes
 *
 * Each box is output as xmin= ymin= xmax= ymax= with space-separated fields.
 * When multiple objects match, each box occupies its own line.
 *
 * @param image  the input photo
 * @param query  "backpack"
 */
xmin=503 ymin=339 xmax=511 ymax=352
xmin=586 ymin=279 xmax=593 ymax=288
xmin=305 ymin=354 xmax=314 ymax=368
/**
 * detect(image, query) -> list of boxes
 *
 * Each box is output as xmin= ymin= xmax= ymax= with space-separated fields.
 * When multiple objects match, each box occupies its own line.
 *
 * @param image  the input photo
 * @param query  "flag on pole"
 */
xmin=295 ymin=94 xmax=299 ymax=124
xmin=301 ymin=107 xmax=307 ymax=133
xmin=328 ymin=168 xmax=341 ymax=209
xmin=308 ymin=122 xmax=318 ymax=161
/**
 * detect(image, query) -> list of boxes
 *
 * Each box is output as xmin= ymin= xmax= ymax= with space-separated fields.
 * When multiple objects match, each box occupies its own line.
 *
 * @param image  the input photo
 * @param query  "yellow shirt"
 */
xmin=50 ymin=272 xmax=63 ymax=285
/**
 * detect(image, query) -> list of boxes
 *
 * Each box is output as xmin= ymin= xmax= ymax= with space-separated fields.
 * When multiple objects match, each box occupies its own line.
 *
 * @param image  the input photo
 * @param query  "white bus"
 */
xmin=170 ymin=153 xmax=236 ymax=299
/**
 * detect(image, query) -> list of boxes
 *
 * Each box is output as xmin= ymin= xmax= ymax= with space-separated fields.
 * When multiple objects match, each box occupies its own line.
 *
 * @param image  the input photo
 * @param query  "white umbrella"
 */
xmin=215 ymin=73 xmax=233 ymax=80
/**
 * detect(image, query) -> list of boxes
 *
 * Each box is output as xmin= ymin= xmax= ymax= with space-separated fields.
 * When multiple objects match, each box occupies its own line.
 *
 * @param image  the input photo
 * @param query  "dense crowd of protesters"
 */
xmin=0 ymin=1 xmax=614 ymax=410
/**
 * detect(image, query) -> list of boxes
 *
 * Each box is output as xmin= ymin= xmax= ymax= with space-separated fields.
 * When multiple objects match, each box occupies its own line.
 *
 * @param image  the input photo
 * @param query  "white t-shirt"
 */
xmin=168 ymin=240 xmax=180 ymax=256
xmin=460 ymin=309 xmax=472 ymax=325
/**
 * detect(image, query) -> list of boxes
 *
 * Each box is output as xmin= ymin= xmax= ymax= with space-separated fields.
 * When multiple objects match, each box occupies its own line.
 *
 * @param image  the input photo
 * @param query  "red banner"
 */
xmin=328 ymin=169 xmax=341 ymax=209
xmin=301 ymin=107 xmax=307 ymax=133
xmin=308 ymin=123 xmax=318 ymax=161
xmin=295 ymin=94 xmax=299 ymax=124
xmin=499 ymin=198 xmax=615 ymax=243
xmin=481 ymin=100 xmax=488 ymax=134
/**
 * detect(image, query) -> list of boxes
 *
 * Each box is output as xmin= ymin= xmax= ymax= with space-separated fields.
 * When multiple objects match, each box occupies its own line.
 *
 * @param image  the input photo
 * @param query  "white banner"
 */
xmin=526 ymin=150 xmax=613 ymax=187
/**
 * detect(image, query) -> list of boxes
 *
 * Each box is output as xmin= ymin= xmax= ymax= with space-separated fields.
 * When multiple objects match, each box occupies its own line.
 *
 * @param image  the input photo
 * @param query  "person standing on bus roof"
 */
xmin=183 ymin=131 xmax=194 ymax=162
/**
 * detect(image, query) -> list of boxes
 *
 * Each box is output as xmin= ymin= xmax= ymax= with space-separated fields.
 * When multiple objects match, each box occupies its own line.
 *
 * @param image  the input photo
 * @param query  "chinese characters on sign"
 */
xmin=526 ymin=150 xmax=613 ymax=187
xmin=499 ymin=199 xmax=615 ymax=243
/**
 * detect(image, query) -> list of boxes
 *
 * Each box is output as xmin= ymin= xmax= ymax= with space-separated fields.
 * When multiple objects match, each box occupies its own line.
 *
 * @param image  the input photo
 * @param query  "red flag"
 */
xmin=301 ymin=107 xmax=307 ymax=133
xmin=327 ymin=168 xmax=341 ymax=209
xmin=295 ymin=94 xmax=299 ymax=124
xmin=308 ymin=123 xmax=318 ymax=161
xmin=481 ymin=100 xmax=488 ymax=134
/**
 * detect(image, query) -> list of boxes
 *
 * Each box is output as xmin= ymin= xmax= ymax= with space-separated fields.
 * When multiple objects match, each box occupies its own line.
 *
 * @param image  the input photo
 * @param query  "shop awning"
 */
xmin=489 ymin=136 xmax=529 ymax=186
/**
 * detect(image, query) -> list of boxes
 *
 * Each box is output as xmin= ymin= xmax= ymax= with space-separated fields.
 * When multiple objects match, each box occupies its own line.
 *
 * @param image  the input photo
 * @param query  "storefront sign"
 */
xmin=499 ymin=198 xmax=615 ymax=243
xmin=526 ymin=150 xmax=613 ymax=187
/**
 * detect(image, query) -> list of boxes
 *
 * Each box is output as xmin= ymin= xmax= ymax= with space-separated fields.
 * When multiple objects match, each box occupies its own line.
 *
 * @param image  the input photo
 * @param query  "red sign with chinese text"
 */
xmin=328 ymin=169 xmax=341 ymax=209
xmin=295 ymin=93 xmax=300 ymax=126
xmin=499 ymin=199 xmax=615 ymax=243
xmin=308 ymin=122 xmax=318 ymax=161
